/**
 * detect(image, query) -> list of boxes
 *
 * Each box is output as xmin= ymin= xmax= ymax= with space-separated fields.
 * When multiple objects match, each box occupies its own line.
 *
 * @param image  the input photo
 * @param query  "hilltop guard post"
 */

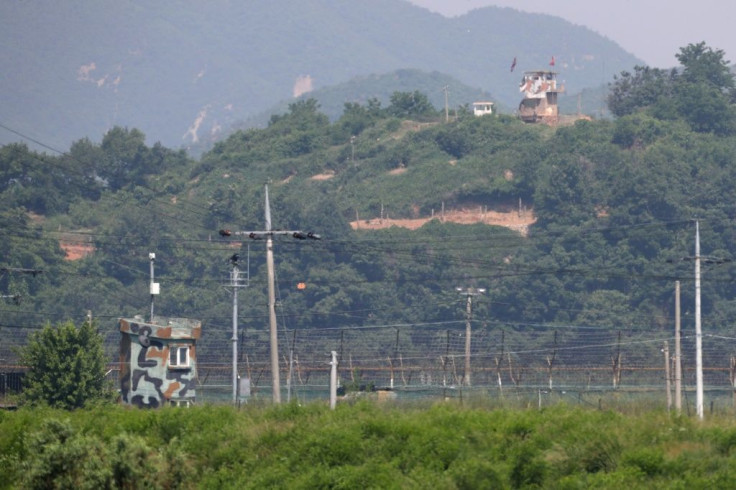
xmin=518 ymin=70 xmax=563 ymax=123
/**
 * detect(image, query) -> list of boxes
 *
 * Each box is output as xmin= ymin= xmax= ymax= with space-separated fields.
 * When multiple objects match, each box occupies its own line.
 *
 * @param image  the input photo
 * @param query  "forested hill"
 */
xmin=0 ymin=0 xmax=639 ymax=152
xmin=1 ymin=43 xmax=736 ymax=364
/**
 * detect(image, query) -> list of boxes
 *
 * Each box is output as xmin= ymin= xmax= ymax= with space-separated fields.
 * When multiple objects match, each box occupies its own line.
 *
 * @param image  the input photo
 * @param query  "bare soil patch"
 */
xmin=310 ymin=171 xmax=335 ymax=181
xmin=350 ymin=207 xmax=536 ymax=236
xmin=60 ymin=242 xmax=95 ymax=260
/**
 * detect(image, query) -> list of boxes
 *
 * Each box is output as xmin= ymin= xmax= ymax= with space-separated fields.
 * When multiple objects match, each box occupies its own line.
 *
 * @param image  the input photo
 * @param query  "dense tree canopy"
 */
xmin=608 ymin=42 xmax=736 ymax=135
xmin=19 ymin=320 xmax=110 ymax=409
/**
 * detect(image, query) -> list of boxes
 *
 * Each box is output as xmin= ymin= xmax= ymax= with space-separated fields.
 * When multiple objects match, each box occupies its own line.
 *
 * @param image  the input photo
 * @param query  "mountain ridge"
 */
xmin=0 ymin=0 xmax=640 ymax=152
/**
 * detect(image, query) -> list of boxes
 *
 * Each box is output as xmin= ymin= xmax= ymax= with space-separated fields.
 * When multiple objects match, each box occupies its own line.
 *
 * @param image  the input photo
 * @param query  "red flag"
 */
xmin=510 ymin=57 xmax=517 ymax=72
xmin=549 ymin=56 xmax=555 ymax=67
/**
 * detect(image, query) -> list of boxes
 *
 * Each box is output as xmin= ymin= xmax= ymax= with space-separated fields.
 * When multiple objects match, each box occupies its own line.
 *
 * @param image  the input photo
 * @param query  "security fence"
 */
xmin=4 ymin=321 xmax=736 ymax=411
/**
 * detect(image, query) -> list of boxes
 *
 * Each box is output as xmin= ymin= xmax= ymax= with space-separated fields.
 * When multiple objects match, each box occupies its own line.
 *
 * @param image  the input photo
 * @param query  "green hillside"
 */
xmin=1 ymin=43 xmax=735 ymax=374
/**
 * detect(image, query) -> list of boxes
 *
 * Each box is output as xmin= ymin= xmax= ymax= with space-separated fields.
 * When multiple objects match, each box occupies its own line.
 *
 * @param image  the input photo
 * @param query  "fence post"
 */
xmin=547 ymin=330 xmax=558 ymax=390
xmin=612 ymin=331 xmax=622 ymax=389
xmin=664 ymin=341 xmax=671 ymax=412
xmin=330 ymin=351 xmax=338 ymax=410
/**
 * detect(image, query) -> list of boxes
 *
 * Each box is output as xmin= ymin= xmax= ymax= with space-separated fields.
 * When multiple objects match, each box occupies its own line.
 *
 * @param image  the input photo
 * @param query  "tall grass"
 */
xmin=2 ymin=401 xmax=736 ymax=488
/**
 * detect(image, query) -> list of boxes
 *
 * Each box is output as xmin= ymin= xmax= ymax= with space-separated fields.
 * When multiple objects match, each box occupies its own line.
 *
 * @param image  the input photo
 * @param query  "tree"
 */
xmin=387 ymin=91 xmax=437 ymax=120
xmin=676 ymin=42 xmax=735 ymax=95
xmin=99 ymin=126 xmax=148 ymax=190
xmin=673 ymin=42 xmax=736 ymax=135
xmin=608 ymin=43 xmax=736 ymax=135
xmin=19 ymin=320 xmax=111 ymax=409
xmin=331 ymin=102 xmax=377 ymax=143
xmin=607 ymin=66 xmax=676 ymax=118
xmin=268 ymin=98 xmax=329 ymax=134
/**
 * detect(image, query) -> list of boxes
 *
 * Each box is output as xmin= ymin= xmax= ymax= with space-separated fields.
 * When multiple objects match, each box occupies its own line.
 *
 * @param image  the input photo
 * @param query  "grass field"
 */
xmin=2 ymin=400 xmax=736 ymax=488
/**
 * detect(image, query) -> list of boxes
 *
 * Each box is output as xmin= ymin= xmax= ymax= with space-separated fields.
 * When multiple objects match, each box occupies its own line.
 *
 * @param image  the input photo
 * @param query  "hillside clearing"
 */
xmin=350 ymin=207 xmax=535 ymax=235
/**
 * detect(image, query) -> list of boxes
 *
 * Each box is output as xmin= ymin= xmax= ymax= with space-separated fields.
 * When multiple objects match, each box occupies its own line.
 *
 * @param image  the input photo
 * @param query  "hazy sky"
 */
xmin=407 ymin=0 xmax=736 ymax=68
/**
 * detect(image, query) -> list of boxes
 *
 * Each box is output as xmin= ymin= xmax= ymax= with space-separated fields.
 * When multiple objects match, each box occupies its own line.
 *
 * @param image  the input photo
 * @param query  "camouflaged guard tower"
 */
xmin=119 ymin=316 xmax=201 ymax=408
xmin=518 ymin=70 xmax=564 ymax=123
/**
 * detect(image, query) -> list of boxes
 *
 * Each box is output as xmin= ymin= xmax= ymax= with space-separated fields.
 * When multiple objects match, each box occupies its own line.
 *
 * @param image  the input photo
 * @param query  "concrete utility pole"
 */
xmin=330 ymin=351 xmax=338 ymax=410
xmin=225 ymin=252 xmax=247 ymax=405
xmin=149 ymin=253 xmax=159 ymax=323
xmin=231 ymin=185 xmax=321 ymax=404
xmin=675 ymin=280 xmax=682 ymax=414
xmin=457 ymin=287 xmax=486 ymax=386
xmin=695 ymin=220 xmax=704 ymax=420
xmin=265 ymin=192 xmax=280 ymax=404
xmin=673 ymin=222 xmax=730 ymax=419
xmin=664 ymin=341 xmax=672 ymax=412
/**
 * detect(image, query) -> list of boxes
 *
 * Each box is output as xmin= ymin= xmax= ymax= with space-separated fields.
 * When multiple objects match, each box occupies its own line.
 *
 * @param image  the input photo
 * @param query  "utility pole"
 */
xmin=330 ymin=351 xmax=338 ymax=410
xmin=231 ymin=185 xmax=321 ymax=404
xmin=443 ymin=85 xmax=449 ymax=123
xmin=695 ymin=220 xmax=704 ymax=420
xmin=149 ymin=253 xmax=159 ymax=323
xmin=672 ymin=223 xmax=729 ymax=419
xmin=675 ymin=280 xmax=682 ymax=414
xmin=225 ymin=251 xmax=247 ymax=405
xmin=265 ymin=193 xmax=280 ymax=404
xmin=457 ymin=287 xmax=485 ymax=386
xmin=664 ymin=340 xmax=672 ymax=412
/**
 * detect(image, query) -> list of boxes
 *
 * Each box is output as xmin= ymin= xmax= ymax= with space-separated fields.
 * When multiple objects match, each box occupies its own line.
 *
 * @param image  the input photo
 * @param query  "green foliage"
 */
xmin=608 ymin=42 xmax=736 ymax=135
xmin=18 ymin=320 xmax=111 ymax=410
xmin=5 ymin=43 xmax=736 ymax=374
xmin=21 ymin=418 xmax=111 ymax=490
xmin=3 ymin=403 xmax=736 ymax=488
xmin=621 ymin=447 xmax=666 ymax=477
xmin=14 ymin=415 xmax=190 ymax=489
xmin=387 ymin=91 xmax=438 ymax=120
xmin=607 ymin=65 xmax=677 ymax=118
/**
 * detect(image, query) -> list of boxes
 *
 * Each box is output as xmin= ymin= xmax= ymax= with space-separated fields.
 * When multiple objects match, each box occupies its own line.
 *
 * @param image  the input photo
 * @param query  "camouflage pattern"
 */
xmin=119 ymin=316 xmax=201 ymax=408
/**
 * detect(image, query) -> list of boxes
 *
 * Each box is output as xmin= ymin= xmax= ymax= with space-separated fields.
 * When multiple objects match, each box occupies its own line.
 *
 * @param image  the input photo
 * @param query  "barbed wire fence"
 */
xmin=4 ymin=321 xmax=736 ymax=412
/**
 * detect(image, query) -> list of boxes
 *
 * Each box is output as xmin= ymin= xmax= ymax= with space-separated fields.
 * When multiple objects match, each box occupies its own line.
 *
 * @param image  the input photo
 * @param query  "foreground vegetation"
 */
xmin=3 ymin=401 xmax=736 ymax=488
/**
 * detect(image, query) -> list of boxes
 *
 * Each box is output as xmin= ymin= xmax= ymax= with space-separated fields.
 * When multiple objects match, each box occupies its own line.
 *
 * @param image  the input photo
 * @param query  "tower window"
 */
xmin=169 ymin=345 xmax=190 ymax=368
